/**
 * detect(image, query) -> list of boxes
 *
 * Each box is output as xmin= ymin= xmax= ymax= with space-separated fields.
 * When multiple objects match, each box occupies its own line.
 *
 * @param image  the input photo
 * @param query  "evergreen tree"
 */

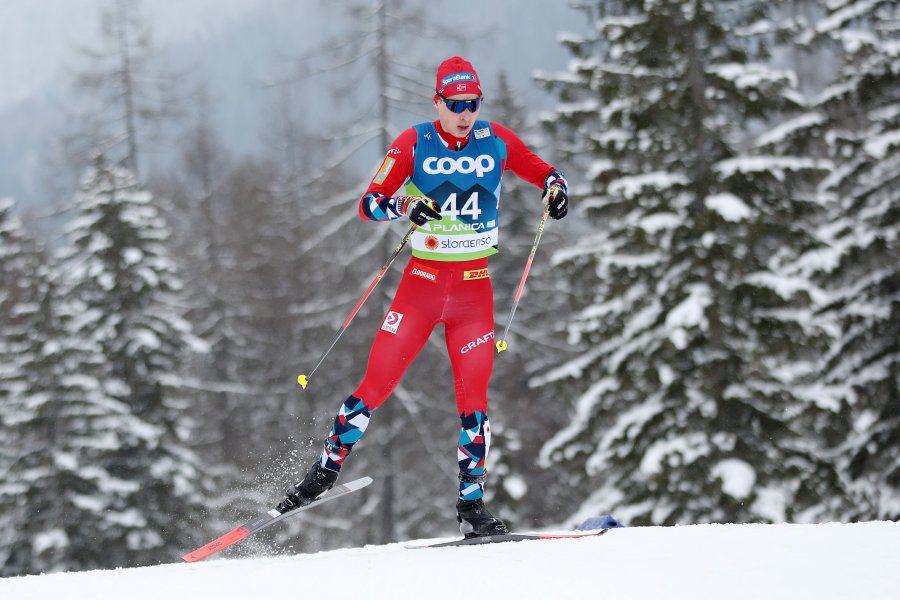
xmin=0 ymin=199 xmax=36 ymax=392
xmin=485 ymin=72 xmax=581 ymax=530
xmin=46 ymin=153 xmax=209 ymax=569
xmin=0 ymin=197 xmax=42 ymax=573
xmin=535 ymin=0 xmax=843 ymax=526
xmin=1 ymin=261 xmax=111 ymax=575
xmin=0 ymin=197 xmax=33 ymax=416
xmin=1 ymin=197 xmax=129 ymax=574
xmin=794 ymin=0 xmax=900 ymax=519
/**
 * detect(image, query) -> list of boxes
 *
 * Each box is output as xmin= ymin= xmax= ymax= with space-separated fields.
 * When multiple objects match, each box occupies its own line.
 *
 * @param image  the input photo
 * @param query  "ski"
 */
xmin=182 ymin=476 xmax=373 ymax=562
xmin=405 ymin=528 xmax=608 ymax=549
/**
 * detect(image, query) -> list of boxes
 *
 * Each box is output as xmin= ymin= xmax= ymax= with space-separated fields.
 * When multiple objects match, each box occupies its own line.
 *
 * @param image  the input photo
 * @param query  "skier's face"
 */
xmin=434 ymin=93 xmax=482 ymax=139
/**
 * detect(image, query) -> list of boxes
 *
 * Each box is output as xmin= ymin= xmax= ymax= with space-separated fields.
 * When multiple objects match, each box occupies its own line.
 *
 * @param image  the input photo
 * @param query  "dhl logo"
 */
xmin=463 ymin=268 xmax=489 ymax=280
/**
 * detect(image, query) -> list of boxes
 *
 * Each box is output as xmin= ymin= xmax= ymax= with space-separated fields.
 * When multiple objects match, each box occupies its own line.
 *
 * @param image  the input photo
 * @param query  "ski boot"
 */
xmin=276 ymin=463 xmax=338 ymax=513
xmin=456 ymin=498 xmax=509 ymax=538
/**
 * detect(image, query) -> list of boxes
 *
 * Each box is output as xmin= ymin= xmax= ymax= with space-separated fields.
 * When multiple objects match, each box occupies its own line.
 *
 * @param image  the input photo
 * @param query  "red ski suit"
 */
xmin=351 ymin=120 xmax=559 ymax=416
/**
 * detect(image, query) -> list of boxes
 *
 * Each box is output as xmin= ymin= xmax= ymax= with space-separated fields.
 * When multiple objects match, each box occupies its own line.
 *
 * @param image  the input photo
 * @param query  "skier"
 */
xmin=277 ymin=56 xmax=568 ymax=537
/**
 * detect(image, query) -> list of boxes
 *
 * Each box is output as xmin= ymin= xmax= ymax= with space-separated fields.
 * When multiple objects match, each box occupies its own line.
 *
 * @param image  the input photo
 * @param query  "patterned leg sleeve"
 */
xmin=457 ymin=411 xmax=491 ymax=501
xmin=319 ymin=395 xmax=373 ymax=472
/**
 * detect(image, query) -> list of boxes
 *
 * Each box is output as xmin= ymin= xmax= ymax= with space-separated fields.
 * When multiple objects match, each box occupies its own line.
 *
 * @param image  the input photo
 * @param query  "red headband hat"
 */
xmin=435 ymin=56 xmax=482 ymax=99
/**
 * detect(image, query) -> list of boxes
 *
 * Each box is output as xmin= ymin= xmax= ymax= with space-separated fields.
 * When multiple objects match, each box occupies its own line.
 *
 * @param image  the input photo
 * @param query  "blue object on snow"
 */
xmin=577 ymin=514 xmax=625 ymax=530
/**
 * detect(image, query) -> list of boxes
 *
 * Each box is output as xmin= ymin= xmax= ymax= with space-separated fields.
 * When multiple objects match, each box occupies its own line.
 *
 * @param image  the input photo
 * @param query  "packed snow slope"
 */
xmin=2 ymin=521 xmax=898 ymax=600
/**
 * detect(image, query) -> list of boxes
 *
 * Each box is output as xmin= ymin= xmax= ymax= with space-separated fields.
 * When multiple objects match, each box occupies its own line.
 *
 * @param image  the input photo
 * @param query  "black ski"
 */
xmin=406 ymin=528 xmax=608 ymax=549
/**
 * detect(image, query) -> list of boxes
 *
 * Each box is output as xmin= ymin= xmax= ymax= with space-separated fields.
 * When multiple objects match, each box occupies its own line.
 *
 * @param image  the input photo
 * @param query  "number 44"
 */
xmin=440 ymin=192 xmax=481 ymax=220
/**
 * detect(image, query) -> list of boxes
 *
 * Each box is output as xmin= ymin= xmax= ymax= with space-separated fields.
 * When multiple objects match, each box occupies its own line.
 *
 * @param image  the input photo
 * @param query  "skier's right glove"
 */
xmin=543 ymin=170 xmax=569 ymax=220
xmin=399 ymin=195 xmax=441 ymax=226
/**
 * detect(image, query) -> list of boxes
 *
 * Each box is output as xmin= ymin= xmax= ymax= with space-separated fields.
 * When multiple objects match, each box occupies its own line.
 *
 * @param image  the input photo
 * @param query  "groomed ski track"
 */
xmin=2 ymin=521 xmax=898 ymax=600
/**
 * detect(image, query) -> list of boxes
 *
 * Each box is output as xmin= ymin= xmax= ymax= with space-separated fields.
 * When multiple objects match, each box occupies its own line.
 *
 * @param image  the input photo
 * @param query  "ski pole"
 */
xmin=495 ymin=189 xmax=555 ymax=353
xmin=297 ymin=224 xmax=416 ymax=389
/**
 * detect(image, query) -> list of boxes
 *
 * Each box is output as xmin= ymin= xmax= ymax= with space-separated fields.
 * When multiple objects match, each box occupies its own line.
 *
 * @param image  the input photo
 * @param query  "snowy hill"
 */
xmin=2 ymin=521 xmax=897 ymax=599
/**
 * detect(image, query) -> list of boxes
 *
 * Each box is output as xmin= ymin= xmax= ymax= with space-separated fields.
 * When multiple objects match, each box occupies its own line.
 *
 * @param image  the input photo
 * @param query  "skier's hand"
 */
xmin=543 ymin=170 xmax=568 ymax=220
xmin=543 ymin=185 xmax=568 ymax=220
xmin=399 ymin=196 xmax=441 ymax=226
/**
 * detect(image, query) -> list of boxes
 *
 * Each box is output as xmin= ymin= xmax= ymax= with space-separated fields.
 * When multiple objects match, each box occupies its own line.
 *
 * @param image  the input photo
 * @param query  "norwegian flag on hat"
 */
xmin=435 ymin=56 xmax=482 ymax=97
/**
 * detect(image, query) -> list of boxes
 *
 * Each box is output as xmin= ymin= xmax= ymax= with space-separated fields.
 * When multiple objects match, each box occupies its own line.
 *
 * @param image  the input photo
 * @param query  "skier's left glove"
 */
xmin=543 ymin=171 xmax=569 ymax=220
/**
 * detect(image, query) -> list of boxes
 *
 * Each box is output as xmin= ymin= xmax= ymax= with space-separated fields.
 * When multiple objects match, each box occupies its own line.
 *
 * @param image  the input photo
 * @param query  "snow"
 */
xmin=585 ymin=157 xmax=614 ymax=180
xmin=715 ymin=156 xmax=831 ymax=181
xmin=752 ymin=486 xmax=790 ymax=523
xmin=586 ymin=397 xmax=663 ymax=475
xmin=641 ymin=433 xmax=710 ymax=476
xmin=708 ymin=62 xmax=796 ymax=90
xmin=815 ymin=0 xmax=881 ymax=36
xmin=705 ymin=193 xmax=752 ymax=222
xmin=864 ymin=129 xmax=900 ymax=160
xmin=597 ymin=14 xmax=649 ymax=31
xmin=665 ymin=283 xmax=711 ymax=348
xmin=608 ymin=171 xmax=690 ymax=199
xmin=744 ymin=271 xmax=810 ymax=301
xmin=1 ymin=522 xmax=898 ymax=599
xmin=538 ymin=376 xmax=619 ymax=464
xmin=502 ymin=474 xmax=528 ymax=500
xmin=31 ymin=530 xmax=69 ymax=555
xmin=554 ymin=99 xmax=600 ymax=118
xmin=754 ymin=113 xmax=826 ymax=147
xmin=639 ymin=212 xmax=681 ymax=233
xmin=711 ymin=458 xmax=756 ymax=499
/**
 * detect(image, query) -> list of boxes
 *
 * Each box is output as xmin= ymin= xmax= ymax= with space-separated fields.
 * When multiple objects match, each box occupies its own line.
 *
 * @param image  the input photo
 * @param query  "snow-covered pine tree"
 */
xmin=796 ymin=0 xmax=900 ymax=519
xmin=0 ymin=199 xmax=37 ymax=394
xmin=485 ymin=72 xmax=582 ymax=530
xmin=0 ymin=258 xmax=112 ymax=575
xmin=49 ymin=153 xmax=209 ymax=569
xmin=0 ymin=197 xmax=43 ymax=574
xmin=1 ymin=198 xmax=133 ymax=575
xmin=0 ymin=198 xmax=33 ymax=418
xmin=534 ymin=0 xmax=844 ymax=525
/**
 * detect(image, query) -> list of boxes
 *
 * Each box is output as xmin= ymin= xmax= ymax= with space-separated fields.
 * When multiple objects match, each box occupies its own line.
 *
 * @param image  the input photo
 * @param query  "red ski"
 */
xmin=183 ymin=476 xmax=373 ymax=562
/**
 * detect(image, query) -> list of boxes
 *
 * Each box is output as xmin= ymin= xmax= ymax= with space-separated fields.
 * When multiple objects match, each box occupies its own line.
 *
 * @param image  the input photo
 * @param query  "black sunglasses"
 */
xmin=438 ymin=94 xmax=483 ymax=114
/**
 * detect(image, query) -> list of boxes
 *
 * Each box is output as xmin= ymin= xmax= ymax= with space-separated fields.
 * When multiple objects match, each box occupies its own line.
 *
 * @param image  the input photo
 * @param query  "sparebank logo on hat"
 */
xmin=441 ymin=72 xmax=477 ymax=87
